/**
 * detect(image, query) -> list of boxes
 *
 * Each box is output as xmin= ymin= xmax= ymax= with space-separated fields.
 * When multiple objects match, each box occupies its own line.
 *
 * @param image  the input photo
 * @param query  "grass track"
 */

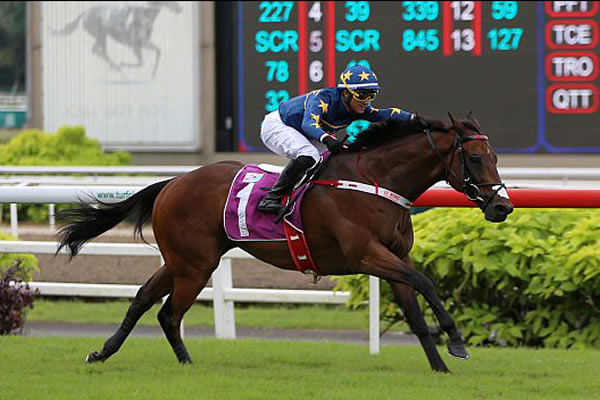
xmin=1 ymin=337 xmax=598 ymax=400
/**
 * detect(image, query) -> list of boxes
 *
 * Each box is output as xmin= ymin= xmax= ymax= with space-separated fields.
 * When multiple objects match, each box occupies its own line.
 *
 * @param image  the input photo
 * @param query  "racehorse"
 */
xmin=51 ymin=1 xmax=182 ymax=78
xmin=57 ymin=113 xmax=513 ymax=373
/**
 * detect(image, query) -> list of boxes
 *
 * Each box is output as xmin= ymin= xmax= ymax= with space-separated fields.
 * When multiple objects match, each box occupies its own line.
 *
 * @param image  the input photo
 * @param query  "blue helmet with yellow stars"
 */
xmin=337 ymin=65 xmax=381 ymax=91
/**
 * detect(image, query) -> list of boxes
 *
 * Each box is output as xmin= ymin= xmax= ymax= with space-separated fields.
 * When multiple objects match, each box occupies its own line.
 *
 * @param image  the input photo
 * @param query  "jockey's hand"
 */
xmin=321 ymin=135 xmax=344 ymax=155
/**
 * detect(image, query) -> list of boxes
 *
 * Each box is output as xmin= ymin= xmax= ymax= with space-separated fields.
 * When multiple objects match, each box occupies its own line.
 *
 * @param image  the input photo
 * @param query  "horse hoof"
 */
xmin=85 ymin=351 xmax=104 ymax=363
xmin=432 ymin=363 xmax=450 ymax=374
xmin=447 ymin=343 xmax=470 ymax=359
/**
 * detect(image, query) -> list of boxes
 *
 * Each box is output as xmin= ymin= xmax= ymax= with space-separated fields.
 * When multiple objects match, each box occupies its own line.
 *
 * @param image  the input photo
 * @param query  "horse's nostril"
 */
xmin=494 ymin=203 xmax=513 ymax=215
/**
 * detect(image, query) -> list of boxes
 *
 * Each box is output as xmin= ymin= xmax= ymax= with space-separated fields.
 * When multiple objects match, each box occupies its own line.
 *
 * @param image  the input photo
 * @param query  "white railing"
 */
xmin=1 ymin=166 xmax=600 ymax=184
xmin=0 ymin=240 xmax=378 ymax=349
xmin=3 ymin=172 xmax=600 ymax=237
xmin=0 ymin=166 xmax=196 ymax=175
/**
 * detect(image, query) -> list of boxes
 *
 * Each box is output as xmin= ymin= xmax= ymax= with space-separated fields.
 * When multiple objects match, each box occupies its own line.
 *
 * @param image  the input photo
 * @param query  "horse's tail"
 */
xmin=50 ymin=12 xmax=85 ymax=36
xmin=56 ymin=179 xmax=173 ymax=259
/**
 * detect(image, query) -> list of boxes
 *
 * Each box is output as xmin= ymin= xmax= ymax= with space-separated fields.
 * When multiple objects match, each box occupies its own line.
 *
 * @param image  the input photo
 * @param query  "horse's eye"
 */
xmin=469 ymin=155 xmax=481 ymax=164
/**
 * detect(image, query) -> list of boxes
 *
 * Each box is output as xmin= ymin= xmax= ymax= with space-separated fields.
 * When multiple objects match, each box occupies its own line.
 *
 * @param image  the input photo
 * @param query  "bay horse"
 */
xmin=57 ymin=113 xmax=513 ymax=373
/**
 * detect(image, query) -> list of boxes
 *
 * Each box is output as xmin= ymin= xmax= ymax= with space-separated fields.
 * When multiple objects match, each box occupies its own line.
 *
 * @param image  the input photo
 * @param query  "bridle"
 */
xmin=425 ymin=128 xmax=507 ymax=212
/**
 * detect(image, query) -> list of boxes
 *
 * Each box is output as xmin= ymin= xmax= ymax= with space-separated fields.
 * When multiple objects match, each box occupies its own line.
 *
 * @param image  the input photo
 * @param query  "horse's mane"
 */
xmin=353 ymin=112 xmax=486 ymax=149
xmin=353 ymin=117 xmax=449 ymax=149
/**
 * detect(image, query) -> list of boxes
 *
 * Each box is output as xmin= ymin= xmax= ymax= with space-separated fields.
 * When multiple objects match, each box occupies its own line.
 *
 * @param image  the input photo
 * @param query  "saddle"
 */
xmin=223 ymin=156 xmax=329 ymax=278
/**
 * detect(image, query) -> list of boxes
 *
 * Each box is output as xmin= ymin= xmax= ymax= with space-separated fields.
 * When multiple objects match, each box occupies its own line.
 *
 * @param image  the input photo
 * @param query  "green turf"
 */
xmin=0 ymin=337 xmax=598 ymax=399
xmin=27 ymin=299 xmax=380 ymax=331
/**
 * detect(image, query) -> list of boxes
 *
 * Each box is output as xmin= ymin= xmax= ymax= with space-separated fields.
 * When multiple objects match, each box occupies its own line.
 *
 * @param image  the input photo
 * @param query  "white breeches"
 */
xmin=260 ymin=110 xmax=324 ymax=163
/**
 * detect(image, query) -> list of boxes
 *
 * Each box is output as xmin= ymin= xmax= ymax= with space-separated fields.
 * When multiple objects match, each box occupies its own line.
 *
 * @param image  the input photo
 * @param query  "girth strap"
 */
xmin=312 ymin=180 xmax=412 ymax=209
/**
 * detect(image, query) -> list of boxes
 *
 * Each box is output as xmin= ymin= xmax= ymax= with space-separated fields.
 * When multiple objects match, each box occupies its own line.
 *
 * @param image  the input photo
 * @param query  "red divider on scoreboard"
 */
xmin=413 ymin=189 xmax=600 ymax=208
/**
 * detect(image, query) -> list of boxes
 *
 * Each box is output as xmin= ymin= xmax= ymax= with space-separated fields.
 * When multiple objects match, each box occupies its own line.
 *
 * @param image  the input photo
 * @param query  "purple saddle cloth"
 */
xmin=224 ymin=165 xmax=310 ymax=241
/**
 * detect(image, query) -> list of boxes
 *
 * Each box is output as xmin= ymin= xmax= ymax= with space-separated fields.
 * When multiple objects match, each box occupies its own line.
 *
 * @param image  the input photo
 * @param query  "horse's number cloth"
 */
xmin=224 ymin=164 xmax=320 ymax=275
xmin=224 ymin=165 xmax=311 ymax=241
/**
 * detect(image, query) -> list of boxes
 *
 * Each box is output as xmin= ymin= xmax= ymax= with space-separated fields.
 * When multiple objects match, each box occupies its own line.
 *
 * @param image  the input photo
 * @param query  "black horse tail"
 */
xmin=50 ymin=11 xmax=85 ymax=36
xmin=56 ymin=179 xmax=173 ymax=259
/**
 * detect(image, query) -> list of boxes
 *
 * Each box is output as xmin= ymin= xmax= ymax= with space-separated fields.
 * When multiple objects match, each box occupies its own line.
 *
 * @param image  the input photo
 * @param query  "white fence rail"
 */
xmin=0 ymin=240 xmax=367 ymax=345
xmin=1 ymin=165 xmax=600 ymax=179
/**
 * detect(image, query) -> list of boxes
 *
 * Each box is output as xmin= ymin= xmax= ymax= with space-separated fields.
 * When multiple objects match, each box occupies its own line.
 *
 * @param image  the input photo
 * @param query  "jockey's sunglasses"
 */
xmin=352 ymin=89 xmax=378 ymax=102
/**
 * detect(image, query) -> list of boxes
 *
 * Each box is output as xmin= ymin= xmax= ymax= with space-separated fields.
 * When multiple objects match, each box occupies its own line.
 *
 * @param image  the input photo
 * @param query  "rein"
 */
xmin=426 ymin=128 xmax=507 ymax=212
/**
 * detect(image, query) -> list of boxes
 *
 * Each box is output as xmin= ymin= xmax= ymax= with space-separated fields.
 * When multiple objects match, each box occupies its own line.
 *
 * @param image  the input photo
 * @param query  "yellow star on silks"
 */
xmin=370 ymin=107 xmax=379 ymax=113
xmin=391 ymin=107 xmax=403 ymax=115
xmin=318 ymin=100 xmax=329 ymax=113
xmin=358 ymin=71 xmax=370 ymax=81
xmin=310 ymin=113 xmax=321 ymax=128
xmin=341 ymin=71 xmax=353 ymax=82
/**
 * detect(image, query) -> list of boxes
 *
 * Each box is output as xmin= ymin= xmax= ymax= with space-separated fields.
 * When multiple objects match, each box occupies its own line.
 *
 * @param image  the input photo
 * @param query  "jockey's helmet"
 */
xmin=337 ymin=65 xmax=381 ymax=92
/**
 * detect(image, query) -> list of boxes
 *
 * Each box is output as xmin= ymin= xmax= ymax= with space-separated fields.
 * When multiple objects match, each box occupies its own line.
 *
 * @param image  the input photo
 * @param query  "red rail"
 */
xmin=413 ymin=189 xmax=600 ymax=208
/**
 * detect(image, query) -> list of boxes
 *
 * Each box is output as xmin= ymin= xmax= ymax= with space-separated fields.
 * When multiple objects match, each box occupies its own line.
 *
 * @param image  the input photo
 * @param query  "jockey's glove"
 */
xmin=414 ymin=114 xmax=447 ymax=131
xmin=321 ymin=134 xmax=344 ymax=155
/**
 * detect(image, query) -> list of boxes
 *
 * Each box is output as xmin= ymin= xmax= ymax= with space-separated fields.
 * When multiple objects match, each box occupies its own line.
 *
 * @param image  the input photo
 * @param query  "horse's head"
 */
xmin=446 ymin=112 xmax=513 ymax=222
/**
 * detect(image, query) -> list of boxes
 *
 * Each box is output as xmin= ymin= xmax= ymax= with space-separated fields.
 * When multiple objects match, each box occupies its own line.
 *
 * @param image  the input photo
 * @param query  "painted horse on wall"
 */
xmin=51 ymin=1 xmax=182 ymax=78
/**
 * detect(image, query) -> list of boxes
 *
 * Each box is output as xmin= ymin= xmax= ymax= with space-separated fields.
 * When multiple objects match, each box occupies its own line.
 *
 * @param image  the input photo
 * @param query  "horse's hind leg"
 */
xmin=86 ymin=265 xmax=173 ymax=363
xmin=90 ymin=37 xmax=120 ymax=71
xmin=119 ymin=47 xmax=142 ymax=69
xmin=388 ymin=281 xmax=449 ymax=373
xmin=157 ymin=264 xmax=216 ymax=364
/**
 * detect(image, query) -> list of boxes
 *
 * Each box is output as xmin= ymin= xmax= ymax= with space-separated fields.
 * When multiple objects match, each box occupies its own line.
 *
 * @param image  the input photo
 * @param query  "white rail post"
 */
xmin=212 ymin=258 xmax=236 ymax=339
xmin=369 ymin=276 xmax=380 ymax=355
xmin=10 ymin=203 xmax=18 ymax=237
xmin=48 ymin=204 xmax=56 ymax=231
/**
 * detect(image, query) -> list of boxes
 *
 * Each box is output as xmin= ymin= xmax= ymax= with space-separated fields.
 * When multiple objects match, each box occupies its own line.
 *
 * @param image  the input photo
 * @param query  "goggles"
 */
xmin=351 ymin=89 xmax=378 ymax=102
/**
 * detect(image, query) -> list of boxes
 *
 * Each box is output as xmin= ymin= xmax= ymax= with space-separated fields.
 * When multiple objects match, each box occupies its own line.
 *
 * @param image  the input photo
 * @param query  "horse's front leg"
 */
xmin=387 ymin=280 xmax=449 ymax=373
xmin=144 ymin=42 xmax=161 ymax=78
xmin=362 ymin=242 xmax=469 ymax=361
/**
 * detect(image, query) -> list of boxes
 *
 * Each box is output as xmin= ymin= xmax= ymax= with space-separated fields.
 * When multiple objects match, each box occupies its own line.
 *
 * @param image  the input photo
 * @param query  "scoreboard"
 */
xmin=233 ymin=1 xmax=600 ymax=153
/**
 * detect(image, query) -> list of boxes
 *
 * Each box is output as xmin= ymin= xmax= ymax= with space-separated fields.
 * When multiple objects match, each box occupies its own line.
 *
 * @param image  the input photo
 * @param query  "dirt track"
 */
xmin=17 ymin=224 xmax=337 ymax=290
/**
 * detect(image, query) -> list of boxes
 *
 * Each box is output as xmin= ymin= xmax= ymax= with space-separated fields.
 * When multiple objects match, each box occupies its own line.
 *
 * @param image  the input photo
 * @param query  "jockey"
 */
xmin=257 ymin=64 xmax=439 ymax=214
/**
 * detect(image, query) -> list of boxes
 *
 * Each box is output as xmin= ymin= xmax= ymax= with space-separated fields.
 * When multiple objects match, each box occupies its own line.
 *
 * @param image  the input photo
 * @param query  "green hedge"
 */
xmin=335 ymin=208 xmax=600 ymax=349
xmin=0 ymin=232 xmax=39 ymax=281
xmin=0 ymin=125 xmax=132 ymax=222
xmin=0 ymin=125 xmax=130 ymax=165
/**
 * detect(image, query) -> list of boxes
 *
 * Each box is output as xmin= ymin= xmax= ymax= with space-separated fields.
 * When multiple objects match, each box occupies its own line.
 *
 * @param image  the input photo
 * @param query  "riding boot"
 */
xmin=258 ymin=155 xmax=315 ymax=214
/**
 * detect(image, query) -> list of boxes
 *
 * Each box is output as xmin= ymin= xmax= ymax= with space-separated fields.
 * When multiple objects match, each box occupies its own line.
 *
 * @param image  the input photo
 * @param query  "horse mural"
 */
xmin=51 ymin=1 xmax=182 ymax=78
xmin=57 ymin=113 xmax=513 ymax=373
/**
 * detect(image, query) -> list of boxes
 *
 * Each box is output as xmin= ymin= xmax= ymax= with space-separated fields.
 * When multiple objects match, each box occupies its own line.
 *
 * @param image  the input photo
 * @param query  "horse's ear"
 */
xmin=448 ymin=112 xmax=456 ymax=126
xmin=448 ymin=112 xmax=465 ymax=135
xmin=467 ymin=111 xmax=483 ymax=131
